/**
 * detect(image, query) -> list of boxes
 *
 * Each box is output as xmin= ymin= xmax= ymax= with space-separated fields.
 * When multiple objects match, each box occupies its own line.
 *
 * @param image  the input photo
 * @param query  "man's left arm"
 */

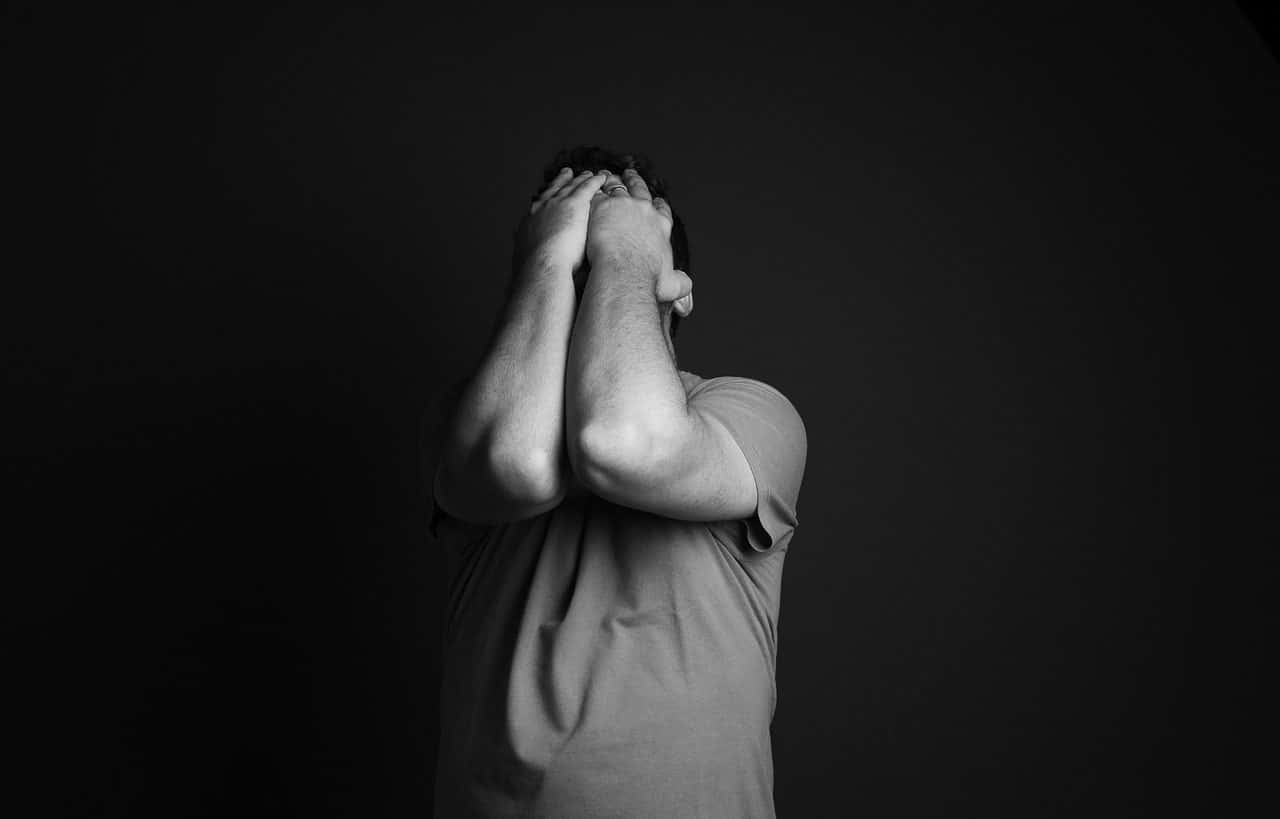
xmin=564 ymin=169 xmax=759 ymax=523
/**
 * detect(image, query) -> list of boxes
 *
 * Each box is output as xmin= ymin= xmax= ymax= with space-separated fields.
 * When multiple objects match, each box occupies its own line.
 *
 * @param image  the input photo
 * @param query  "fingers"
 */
xmin=622 ymin=168 xmax=652 ymax=200
xmin=596 ymin=172 xmax=629 ymax=197
xmin=674 ymin=291 xmax=693 ymax=317
xmin=589 ymin=169 xmax=613 ymax=198
xmin=531 ymin=167 xmax=574 ymax=210
xmin=656 ymin=268 xmax=693 ymax=305
xmin=652 ymin=196 xmax=674 ymax=239
xmin=559 ymin=169 xmax=597 ymax=197
xmin=530 ymin=170 xmax=604 ymax=212
xmin=674 ymin=269 xmax=693 ymax=301
xmin=567 ymin=170 xmax=609 ymax=200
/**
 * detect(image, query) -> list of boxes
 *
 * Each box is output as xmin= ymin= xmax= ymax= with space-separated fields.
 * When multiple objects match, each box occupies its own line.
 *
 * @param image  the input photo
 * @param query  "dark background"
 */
xmin=8 ymin=2 xmax=1275 ymax=816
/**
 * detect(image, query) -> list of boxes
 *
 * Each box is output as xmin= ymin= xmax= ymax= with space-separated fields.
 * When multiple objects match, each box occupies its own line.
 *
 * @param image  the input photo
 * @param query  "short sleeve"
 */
xmin=427 ymin=474 xmax=491 ymax=543
xmin=427 ymin=477 xmax=451 ymax=540
xmin=690 ymin=376 xmax=808 ymax=555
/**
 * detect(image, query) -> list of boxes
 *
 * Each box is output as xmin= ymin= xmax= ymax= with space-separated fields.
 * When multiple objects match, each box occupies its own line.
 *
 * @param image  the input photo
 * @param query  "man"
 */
xmin=425 ymin=146 xmax=807 ymax=818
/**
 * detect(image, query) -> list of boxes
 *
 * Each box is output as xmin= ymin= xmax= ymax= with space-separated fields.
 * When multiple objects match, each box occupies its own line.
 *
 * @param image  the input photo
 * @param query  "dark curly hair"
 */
xmin=538 ymin=145 xmax=691 ymax=342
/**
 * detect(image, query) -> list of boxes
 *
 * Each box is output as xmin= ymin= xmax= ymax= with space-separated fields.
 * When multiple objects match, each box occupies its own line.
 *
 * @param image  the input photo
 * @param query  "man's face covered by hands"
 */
xmin=520 ymin=164 xmax=692 ymax=324
xmin=584 ymin=168 xmax=693 ymax=319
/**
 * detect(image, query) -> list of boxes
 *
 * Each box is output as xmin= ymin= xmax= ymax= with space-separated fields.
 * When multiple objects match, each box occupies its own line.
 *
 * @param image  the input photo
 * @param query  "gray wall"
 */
xmin=10 ymin=2 xmax=1273 ymax=816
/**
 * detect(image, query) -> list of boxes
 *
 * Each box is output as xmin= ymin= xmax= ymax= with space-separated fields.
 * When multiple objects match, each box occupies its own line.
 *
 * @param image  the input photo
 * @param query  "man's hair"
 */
xmin=539 ymin=145 xmax=691 ymax=342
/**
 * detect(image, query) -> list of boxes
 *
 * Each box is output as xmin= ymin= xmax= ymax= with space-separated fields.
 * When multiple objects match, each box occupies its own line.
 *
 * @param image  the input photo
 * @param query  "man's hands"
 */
xmin=513 ymin=165 xmax=692 ymax=317
xmin=586 ymin=168 xmax=693 ymax=317
xmin=514 ymin=168 xmax=609 ymax=275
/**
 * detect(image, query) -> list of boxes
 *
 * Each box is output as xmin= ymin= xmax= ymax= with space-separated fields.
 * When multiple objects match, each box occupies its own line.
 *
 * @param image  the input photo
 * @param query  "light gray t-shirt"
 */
xmin=428 ymin=370 xmax=807 ymax=818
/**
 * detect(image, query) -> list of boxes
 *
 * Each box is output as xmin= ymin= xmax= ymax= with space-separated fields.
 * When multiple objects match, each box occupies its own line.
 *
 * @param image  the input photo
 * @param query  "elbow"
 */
xmin=570 ymin=420 xmax=653 ymax=493
xmin=489 ymin=445 xmax=564 ymax=505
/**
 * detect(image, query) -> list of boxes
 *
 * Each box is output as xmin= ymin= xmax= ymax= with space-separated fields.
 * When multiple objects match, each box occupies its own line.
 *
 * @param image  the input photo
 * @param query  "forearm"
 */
xmin=443 ymin=260 xmax=575 ymax=485
xmin=565 ymin=254 xmax=688 ymax=468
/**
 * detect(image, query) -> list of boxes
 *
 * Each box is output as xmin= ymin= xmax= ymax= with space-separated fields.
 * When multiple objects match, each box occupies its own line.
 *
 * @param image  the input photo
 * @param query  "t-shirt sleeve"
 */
xmin=426 ymin=476 xmax=451 ymax=541
xmin=690 ymin=376 xmax=808 ymax=555
xmin=426 ymin=476 xmax=490 ymax=541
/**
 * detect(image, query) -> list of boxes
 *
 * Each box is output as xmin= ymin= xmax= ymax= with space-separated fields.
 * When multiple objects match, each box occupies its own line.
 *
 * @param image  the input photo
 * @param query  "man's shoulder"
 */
xmin=681 ymin=371 xmax=795 ymax=405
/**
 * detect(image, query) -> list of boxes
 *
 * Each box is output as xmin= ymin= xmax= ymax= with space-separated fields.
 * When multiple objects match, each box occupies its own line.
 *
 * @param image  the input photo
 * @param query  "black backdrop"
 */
xmin=9 ymin=2 xmax=1275 ymax=817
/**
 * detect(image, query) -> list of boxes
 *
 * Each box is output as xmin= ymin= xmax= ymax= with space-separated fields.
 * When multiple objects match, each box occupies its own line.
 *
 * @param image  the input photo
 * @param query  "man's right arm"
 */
xmin=432 ymin=168 xmax=608 ymax=526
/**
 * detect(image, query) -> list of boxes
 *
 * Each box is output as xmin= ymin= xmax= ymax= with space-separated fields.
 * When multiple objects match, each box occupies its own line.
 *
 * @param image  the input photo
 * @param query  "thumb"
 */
xmin=674 ymin=291 xmax=694 ymax=317
xmin=656 ymin=268 xmax=693 ymax=304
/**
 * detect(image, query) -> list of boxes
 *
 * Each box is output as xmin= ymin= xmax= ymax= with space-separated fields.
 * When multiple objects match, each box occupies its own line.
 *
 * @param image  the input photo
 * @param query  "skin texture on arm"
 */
xmin=434 ymin=169 xmax=609 ymax=525
xmin=565 ymin=169 xmax=757 ymax=522
xmin=566 ymin=169 xmax=688 ymax=461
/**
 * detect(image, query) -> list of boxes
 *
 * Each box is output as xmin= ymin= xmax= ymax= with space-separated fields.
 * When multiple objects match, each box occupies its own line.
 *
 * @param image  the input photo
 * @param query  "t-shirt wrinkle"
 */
xmin=430 ymin=369 xmax=806 ymax=819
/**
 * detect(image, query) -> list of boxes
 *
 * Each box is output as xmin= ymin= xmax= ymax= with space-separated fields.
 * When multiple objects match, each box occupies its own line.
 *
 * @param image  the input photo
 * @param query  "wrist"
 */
xmin=514 ymin=251 xmax=576 ymax=284
xmin=586 ymin=245 xmax=663 ymax=284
